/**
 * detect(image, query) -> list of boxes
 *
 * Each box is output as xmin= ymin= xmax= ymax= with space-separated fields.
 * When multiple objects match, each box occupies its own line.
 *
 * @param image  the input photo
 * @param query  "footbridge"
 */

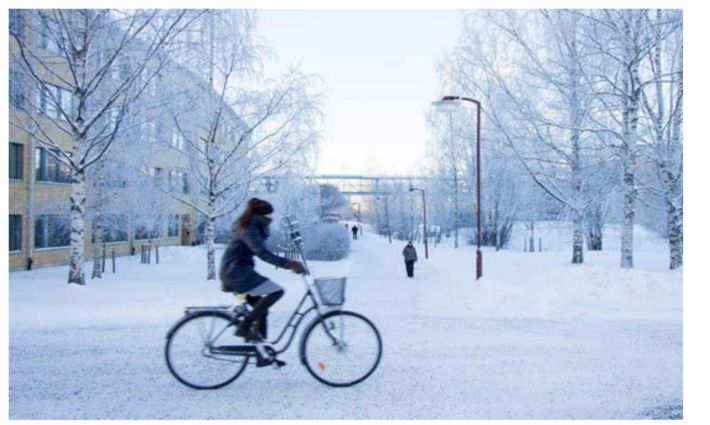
xmin=262 ymin=174 xmax=455 ymax=196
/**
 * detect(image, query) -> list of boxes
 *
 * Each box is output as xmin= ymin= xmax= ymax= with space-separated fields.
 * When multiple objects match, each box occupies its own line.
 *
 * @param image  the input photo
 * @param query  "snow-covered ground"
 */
xmin=8 ymin=223 xmax=682 ymax=419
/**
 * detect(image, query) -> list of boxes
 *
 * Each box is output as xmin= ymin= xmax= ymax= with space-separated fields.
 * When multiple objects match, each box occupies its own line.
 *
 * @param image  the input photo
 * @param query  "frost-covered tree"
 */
xmin=427 ymin=111 xmax=467 ymax=248
xmin=445 ymin=10 xmax=598 ymax=263
xmin=637 ymin=10 xmax=683 ymax=268
xmin=161 ymin=11 xmax=322 ymax=280
xmin=581 ymin=9 xmax=680 ymax=268
xmin=10 ymin=9 xmax=193 ymax=284
xmin=318 ymin=184 xmax=348 ymax=220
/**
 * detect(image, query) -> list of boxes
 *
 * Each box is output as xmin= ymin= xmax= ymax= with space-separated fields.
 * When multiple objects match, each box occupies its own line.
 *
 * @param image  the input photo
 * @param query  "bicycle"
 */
xmin=164 ymin=216 xmax=383 ymax=389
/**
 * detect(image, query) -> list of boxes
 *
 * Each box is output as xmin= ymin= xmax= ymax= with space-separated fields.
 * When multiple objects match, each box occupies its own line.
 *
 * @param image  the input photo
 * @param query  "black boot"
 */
xmin=234 ymin=319 xmax=262 ymax=341
xmin=237 ymin=290 xmax=284 ymax=341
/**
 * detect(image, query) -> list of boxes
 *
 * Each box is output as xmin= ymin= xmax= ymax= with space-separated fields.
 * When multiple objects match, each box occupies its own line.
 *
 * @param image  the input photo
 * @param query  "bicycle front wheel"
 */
xmin=165 ymin=311 xmax=249 ymax=390
xmin=300 ymin=310 xmax=382 ymax=387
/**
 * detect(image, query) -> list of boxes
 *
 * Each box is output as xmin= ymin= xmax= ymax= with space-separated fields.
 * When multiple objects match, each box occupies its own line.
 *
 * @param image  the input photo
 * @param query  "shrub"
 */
xmin=301 ymin=223 xmax=351 ymax=261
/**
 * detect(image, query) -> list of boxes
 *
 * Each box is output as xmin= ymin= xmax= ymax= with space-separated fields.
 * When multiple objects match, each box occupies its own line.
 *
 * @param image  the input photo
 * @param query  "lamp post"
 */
xmin=431 ymin=96 xmax=482 ymax=280
xmin=351 ymin=202 xmax=361 ymax=222
xmin=376 ymin=196 xmax=391 ymax=244
xmin=351 ymin=201 xmax=362 ymax=235
xmin=409 ymin=187 xmax=428 ymax=259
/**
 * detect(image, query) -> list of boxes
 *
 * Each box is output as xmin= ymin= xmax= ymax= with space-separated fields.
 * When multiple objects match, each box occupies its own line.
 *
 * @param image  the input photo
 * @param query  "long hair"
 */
xmin=237 ymin=198 xmax=273 ymax=228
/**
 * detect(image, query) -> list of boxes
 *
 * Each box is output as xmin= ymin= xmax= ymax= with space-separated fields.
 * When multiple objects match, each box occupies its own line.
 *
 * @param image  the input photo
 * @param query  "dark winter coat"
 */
xmin=402 ymin=244 xmax=418 ymax=262
xmin=219 ymin=214 xmax=290 ymax=293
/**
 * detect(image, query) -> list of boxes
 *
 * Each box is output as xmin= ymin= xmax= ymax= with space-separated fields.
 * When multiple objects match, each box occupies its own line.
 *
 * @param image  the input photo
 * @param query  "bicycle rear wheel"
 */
xmin=165 ymin=311 xmax=249 ymax=389
xmin=300 ymin=310 xmax=382 ymax=387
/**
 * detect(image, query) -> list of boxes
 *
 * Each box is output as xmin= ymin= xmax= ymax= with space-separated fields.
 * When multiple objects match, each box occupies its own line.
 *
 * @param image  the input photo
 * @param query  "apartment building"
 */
xmin=8 ymin=10 xmax=228 ymax=271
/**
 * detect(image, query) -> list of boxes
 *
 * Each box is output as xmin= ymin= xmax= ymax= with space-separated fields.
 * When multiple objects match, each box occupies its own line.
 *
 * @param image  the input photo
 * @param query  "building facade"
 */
xmin=8 ymin=10 xmax=220 ymax=271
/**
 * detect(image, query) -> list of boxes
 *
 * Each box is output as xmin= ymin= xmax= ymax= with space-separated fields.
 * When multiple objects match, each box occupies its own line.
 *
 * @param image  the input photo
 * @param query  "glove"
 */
xmin=285 ymin=260 xmax=307 ymax=275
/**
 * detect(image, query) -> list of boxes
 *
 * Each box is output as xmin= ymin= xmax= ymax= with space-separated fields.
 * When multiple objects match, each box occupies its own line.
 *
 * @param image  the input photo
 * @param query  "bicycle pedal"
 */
xmin=255 ymin=356 xmax=286 ymax=368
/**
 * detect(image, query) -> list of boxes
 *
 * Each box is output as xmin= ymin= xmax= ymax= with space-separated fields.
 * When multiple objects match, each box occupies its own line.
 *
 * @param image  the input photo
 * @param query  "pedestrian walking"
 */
xmin=402 ymin=241 xmax=418 ymax=278
xmin=351 ymin=225 xmax=358 ymax=240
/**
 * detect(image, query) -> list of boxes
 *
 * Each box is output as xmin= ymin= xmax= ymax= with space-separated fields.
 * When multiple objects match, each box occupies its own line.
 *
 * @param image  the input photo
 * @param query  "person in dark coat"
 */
xmin=351 ymin=225 xmax=358 ymax=240
xmin=402 ymin=241 xmax=418 ymax=278
xmin=219 ymin=198 xmax=306 ymax=343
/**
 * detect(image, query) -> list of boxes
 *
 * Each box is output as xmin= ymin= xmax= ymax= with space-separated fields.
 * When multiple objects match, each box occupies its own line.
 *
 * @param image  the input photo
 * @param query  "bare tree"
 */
xmin=446 ymin=10 xmax=598 ymax=264
xmin=638 ymin=10 xmax=683 ymax=268
xmin=10 ymin=9 xmax=194 ymax=284
xmin=161 ymin=11 xmax=322 ymax=280
xmin=581 ymin=9 xmax=678 ymax=268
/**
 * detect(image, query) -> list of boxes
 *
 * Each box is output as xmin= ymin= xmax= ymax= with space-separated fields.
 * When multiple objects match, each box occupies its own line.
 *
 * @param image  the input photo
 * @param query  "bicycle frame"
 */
xmin=196 ymin=274 xmax=339 ymax=358
xmin=198 ymin=215 xmax=342 ymax=357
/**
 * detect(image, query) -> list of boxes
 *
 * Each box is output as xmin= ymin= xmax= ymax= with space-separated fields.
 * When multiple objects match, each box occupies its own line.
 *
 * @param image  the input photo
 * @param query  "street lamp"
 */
xmin=432 ymin=95 xmax=483 ymax=280
xmin=351 ymin=202 xmax=361 ymax=222
xmin=409 ymin=187 xmax=428 ymax=259
xmin=375 ymin=196 xmax=392 ymax=244
xmin=351 ymin=202 xmax=362 ymax=235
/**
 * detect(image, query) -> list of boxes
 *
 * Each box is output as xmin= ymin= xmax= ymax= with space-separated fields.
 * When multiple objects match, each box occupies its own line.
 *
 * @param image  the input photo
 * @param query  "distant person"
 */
xmin=351 ymin=225 xmax=358 ymax=240
xmin=402 ymin=241 xmax=418 ymax=278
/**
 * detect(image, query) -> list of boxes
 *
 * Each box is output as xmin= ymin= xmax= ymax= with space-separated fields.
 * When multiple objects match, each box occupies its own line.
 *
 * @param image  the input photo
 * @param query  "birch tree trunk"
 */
xmin=570 ymin=77 xmax=584 ymax=264
xmin=666 ymin=69 xmax=683 ymax=269
xmin=69 ymin=168 xmax=87 ymax=285
xmin=206 ymin=215 xmax=216 ymax=280
xmin=92 ymin=216 xmax=104 ymax=279
xmin=667 ymin=80 xmax=683 ymax=269
xmin=619 ymin=14 xmax=642 ymax=269
xmin=205 ymin=184 xmax=217 ymax=281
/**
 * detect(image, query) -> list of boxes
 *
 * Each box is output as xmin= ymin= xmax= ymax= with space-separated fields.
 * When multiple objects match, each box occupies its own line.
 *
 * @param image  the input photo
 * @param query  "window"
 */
xmin=10 ymin=10 xmax=25 ymax=39
xmin=100 ymin=178 xmax=126 ymax=189
xmin=168 ymin=214 xmax=179 ymax=237
xmin=10 ymin=215 xmax=22 ymax=251
xmin=169 ymin=171 xmax=189 ymax=193
xmin=108 ymin=108 xmax=119 ymax=127
xmin=151 ymin=216 xmax=162 ymax=239
xmin=10 ymin=142 xmax=24 ymax=180
xmin=35 ymin=214 xmax=70 ymax=248
xmin=38 ymin=14 xmax=61 ymax=54
xmin=147 ymin=74 xmax=162 ymax=97
xmin=171 ymin=130 xmax=186 ymax=151
xmin=103 ymin=215 xmax=127 ymax=243
xmin=134 ymin=216 xmax=161 ymax=240
xmin=36 ymin=147 xmax=71 ymax=183
xmin=134 ymin=224 xmax=150 ymax=240
xmin=154 ymin=167 xmax=163 ymax=187
xmin=201 ymin=139 xmax=210 ymax=160
xmin=146 ymin=121 xmax=161 ymax=144
xmin=37 ymin=83 xmax=73 ymax=120
xmin=10 ymin=70 xmax=24 ymax=109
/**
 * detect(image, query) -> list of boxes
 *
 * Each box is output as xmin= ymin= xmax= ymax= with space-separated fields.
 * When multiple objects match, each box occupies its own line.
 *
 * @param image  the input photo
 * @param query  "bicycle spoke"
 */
xmin=301 ymin=311 xmax=382 ymax=387
xmin=165 ymin=312 xmax=249 ymax=390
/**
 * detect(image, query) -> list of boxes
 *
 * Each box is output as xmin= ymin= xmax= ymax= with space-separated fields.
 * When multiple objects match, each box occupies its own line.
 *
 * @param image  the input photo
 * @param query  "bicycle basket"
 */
xmin=313 ymin=277 xmax=346 ymax=306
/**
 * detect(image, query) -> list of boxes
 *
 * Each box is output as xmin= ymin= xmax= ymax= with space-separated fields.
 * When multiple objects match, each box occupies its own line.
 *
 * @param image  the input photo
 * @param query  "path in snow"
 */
xmin=9 ymin=230 xmax=682 ymax=419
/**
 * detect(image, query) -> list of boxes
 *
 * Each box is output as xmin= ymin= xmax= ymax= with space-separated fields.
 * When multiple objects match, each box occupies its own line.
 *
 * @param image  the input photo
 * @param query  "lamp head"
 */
xmin=431 ymin=98 xmax=461 ymax=113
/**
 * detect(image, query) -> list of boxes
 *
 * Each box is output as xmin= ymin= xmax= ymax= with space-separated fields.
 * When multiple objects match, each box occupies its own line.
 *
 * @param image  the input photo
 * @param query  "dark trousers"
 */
xmin=405 ymin=260 xmax=415 ymax=278
xmin=245 ymin=291 xmax=283 ymax=338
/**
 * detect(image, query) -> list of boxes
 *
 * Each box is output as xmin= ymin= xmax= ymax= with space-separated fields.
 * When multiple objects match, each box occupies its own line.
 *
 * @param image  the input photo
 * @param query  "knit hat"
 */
xmin=251 ymin=198 xmax=274 ymax=216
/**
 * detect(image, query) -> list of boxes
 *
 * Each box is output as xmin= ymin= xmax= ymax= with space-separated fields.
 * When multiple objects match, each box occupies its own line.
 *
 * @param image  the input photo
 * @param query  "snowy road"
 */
xmin=9 ymin=228 xmax=682 ymax=419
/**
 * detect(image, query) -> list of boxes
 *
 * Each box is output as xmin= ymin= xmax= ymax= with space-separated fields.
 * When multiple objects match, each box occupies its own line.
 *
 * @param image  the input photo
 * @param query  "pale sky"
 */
xmin=257 ymin=9 xmax=463 ymax=175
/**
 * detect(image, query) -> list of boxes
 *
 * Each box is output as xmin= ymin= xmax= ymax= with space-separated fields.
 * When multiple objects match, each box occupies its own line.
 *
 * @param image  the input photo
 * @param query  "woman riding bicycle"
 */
xmin=219 ymin=198 xmax=306 ymax=341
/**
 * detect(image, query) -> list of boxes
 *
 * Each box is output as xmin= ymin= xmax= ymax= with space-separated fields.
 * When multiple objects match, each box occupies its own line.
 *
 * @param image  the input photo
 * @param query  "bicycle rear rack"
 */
xmin=184 ymin=305 xmax=245 ymax=315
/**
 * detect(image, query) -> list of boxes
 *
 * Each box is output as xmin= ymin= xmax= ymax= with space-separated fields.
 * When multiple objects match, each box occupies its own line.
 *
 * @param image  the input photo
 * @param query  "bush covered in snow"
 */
xmin=301 ymin=223 xmax=351 ymax=261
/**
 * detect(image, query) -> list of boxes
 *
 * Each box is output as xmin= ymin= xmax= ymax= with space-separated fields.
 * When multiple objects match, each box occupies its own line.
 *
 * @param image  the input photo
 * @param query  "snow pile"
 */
xmin=459 ymin=265 xmax=682 ymax=320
